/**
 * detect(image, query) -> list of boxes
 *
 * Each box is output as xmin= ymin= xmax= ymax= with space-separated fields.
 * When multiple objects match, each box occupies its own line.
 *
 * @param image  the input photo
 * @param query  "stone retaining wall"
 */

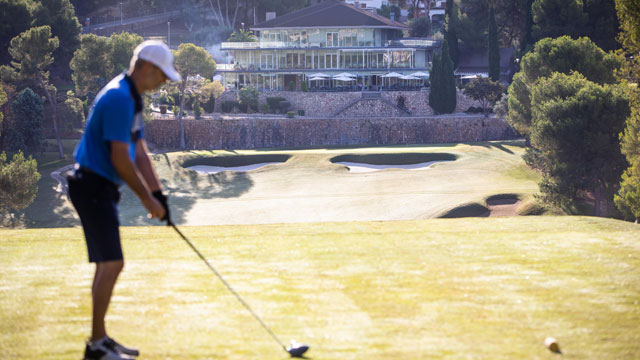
xmin=217 ymin=89 xmax=478 ymax=117
xmin=145 ymin=115 xmax=518 ymax=150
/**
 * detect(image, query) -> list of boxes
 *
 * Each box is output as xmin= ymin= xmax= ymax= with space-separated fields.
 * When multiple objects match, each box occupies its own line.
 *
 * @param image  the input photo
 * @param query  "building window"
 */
xmin=326 ymin=32 xmax=338 ymax=47
xmin=260 ymin=54 xmax=274 ymax=70
xmin=325 ymin=53 xmax=337 ymax=68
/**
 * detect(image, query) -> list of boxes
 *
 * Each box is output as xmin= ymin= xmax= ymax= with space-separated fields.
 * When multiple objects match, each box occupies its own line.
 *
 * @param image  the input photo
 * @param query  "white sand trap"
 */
xmin=187 ymin=162 xmax=283 ymax=174
xmin=337 ymin=161 xmax=448 ymax=173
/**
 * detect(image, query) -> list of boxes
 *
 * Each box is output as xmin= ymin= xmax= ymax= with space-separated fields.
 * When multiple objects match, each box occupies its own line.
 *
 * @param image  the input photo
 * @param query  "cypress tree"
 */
xmin=429 ymin=51 xmax=442 ymax=113
xmin=445 ymin=0 xmax=459 ymax=68
xmin=440 ymin=39 xmax=457 ymax=113
xmin=488 ymin=6 xmax=500 ymax=82
xmin=521 ymin=0 xmax=534 ymax=52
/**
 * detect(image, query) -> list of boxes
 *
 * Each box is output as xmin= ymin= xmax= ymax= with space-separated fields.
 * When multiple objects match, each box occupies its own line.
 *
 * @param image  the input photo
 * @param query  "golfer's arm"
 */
xmin=134 ymin=139 xmax=162 ymax=192
xmin=111 ymin=140 xmax=153 ymax=202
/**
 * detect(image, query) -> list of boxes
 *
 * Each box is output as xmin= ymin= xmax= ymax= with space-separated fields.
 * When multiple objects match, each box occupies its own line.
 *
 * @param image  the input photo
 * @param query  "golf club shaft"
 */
xmin=170 ymin=223 xmax=288 ymax=352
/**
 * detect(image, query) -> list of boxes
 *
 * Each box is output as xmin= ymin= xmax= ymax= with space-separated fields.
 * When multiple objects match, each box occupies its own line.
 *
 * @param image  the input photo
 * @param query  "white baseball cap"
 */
xmin=133 ymin=40 xmax=181 ymax=82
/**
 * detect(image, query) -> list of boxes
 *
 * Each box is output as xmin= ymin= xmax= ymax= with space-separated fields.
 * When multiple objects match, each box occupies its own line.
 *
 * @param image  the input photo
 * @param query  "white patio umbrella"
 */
xmin=334 ymin=76 xmax=356 ymax=82
xmin=461 ymin=74 xmax=488 ymax=79
xmin=400 ymin=75 xmax=419 ymax=80
xmin=381 ymin=72 xmax=403 ymax=88
xmin=333 ymin=72 xmax=356 ymax=78
xmin=309 ymin=76 xmax=326 ymax=81
xmin=409 ymin=71 xmax=430 ymax=78
xmin=308 ymin=72 xmax=330 ymax=78
xmin=381 ymin=72 xmax=403 ymax=78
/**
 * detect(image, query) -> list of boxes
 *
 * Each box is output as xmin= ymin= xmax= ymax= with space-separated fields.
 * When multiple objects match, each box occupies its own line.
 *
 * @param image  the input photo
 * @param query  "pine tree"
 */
xmin=488 ymin=7 xmax=500 ymax=82
xmin=6 ymin=88 xmax=45 ymax=154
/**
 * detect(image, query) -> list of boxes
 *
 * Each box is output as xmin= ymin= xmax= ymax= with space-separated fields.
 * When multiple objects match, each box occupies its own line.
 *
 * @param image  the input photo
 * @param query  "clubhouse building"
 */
xmin=218 ymin=0 xmax=439 ymax=91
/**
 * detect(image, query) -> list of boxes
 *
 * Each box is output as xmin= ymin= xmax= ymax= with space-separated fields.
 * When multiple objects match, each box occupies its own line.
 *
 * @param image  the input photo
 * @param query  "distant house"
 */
xmin=218 ymin=0 xmax=439 ymax=91
xmin=455 ymin=47 xmax=517 ymax=84
xmin=344 ymin=0 xmax=390 ymax=11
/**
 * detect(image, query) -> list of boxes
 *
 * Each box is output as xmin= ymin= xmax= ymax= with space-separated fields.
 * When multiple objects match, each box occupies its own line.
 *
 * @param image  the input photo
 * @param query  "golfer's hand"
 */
xmin=144 ymin=195 xmax=166 ymax=220
xmin=152 ymin=190 xmax=170 ymax=225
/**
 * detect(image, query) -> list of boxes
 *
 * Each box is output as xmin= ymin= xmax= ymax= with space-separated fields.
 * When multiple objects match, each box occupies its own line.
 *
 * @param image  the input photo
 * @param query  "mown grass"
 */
xmin=1 ymin=217 xmax=639 ymax=359
xmin=11 ymin=140 xmax=543 ymax=228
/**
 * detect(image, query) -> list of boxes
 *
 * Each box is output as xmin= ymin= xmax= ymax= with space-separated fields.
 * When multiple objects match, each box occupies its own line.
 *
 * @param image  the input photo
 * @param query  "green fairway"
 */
xmin=1 ymin=217 xmax=639 ymax=359
xmin=18 ymin=140 xmax=542 ymax=228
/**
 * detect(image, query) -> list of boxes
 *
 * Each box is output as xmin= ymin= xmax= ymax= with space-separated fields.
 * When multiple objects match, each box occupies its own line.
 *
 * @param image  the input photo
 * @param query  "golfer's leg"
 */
xmin=91 ymin=260 xmax=124 ymax=341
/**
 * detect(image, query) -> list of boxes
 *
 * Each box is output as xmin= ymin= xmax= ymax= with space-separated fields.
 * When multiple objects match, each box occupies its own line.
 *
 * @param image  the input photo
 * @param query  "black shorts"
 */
xmin=67 ymin=167 xmax=122 ymax=263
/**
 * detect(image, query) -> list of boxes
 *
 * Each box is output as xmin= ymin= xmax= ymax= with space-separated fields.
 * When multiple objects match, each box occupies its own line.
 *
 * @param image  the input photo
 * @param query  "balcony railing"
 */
xmin=390 ymin=39 xmax=439 ymax=47
xmin=221 ymin=41 xmax=288 ymax=49
xmin=222 ymin=40 xmax=439 ymax=50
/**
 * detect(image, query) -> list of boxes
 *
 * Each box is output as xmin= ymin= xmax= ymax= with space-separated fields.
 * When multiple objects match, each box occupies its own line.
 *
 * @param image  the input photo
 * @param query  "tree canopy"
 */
xmin=227 ymin=29 xmax=258 ymax=42
xmin=528 ymin=72 xmax=629 ymax=215
xmin=5 ymin=88 xmax=45 ymax=154
xmin=463 ymin=76 xmax=505 ymax=116
xmin=613 ymin=0 xmax=640 ymax=221
xmin=532 ymin=0 xmax=588 ymax=41
xmin=458 ymin=0 xmax=528 ymax=50
xmin=33 ymin=0 xmax=82 ymax=67
xmin=409 ymin=16 xmax=431 ymax=38
xmin=507 ymin=36 xmax=622 ymax=136
xmin=0 ymin=150 xmax=40 ymax=213
xmin=1 ymin=25 xmax=64 ymax=158
xmin=70 ymin=32 xmax=143 ymax=96
xmin=173 ymin=43 xmax=216 ymax=149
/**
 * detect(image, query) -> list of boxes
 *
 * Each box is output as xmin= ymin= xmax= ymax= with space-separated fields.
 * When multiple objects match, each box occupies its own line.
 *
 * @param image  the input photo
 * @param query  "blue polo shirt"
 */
xmin=74 ymin=74 xmax=144 ymax=186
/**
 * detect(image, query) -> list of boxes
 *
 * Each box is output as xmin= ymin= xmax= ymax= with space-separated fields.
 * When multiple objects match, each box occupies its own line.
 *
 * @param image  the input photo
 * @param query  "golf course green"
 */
xmin=1 ymin=217 xmax=639 ymax=359
xmin=3 ymin=140 xmax=638 ymax=359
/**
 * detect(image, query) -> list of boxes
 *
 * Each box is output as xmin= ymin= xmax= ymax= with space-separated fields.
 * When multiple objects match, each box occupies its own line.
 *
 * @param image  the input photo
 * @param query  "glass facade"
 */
xmin=222 ymin=27 xmax=434 ymax=90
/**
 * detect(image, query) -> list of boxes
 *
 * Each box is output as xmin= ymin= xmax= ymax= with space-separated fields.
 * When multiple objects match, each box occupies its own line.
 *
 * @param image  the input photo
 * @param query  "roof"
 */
xmin=251 ymin=0 xmax=410 ymax=30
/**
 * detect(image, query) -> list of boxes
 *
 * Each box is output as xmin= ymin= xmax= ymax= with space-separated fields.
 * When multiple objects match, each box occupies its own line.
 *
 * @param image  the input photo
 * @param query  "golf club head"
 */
xmin=287 ymin=340 xmax=309 ymax=358
xmin=287 ymin=345 xmax=309 ymax=358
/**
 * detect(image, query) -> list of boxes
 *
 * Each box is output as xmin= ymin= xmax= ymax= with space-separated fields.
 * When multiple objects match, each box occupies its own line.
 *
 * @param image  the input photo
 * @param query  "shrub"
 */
xmin=5 ymin=88 xmax=44 ymax=154
xmin=0 ymin=151 xmax=41 ymax=213
xmin=287 ymin=111 xmax=295 ymax=118
xmin=160 ymin=105 xmax=167 ymax=114
xmin=266 ymin=96 xmax=286 ymax=112
xmin=193 ymin=100 xmax=203 ymax=119
xmin=279 ymin=100 xmax=291 ymax=114
xmin=221 ymin=100 xmax=239 ymax=113
xmin=288 ymin=81 xmax=295 ymax=91
xmin=64 ymin=91 xmax=85 ymax=129
xmin=260 ymin=103 xmax=270 ymax=113
xmin=238 ymin=86 xmax=259 ymax=112
xmin=301 ymin=81 xmax=308 ymax=92
xmin=238 ymin=102 xmax=249 ymax=113
xmin=297 ymin=109 xmax=305 ymax=116
xmin=202 ymin=94 xmax=215 ymax=113
xmin=397 ymin=95 xmax=406 ymax=109
xmin=159 ymin=92 xmax=168 ymax=105
xmin=464 ymin=106 xmax=484 ymax=114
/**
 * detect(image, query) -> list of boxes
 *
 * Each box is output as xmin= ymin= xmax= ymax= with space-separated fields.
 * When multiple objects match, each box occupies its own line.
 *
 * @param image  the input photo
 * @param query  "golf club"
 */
xmin=169 ymin=222 xmax=309 ymax=358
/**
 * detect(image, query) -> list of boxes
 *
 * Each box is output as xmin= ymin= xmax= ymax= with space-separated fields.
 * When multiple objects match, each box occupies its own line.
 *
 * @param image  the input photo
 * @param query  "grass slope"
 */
xmin=1 ymin=217 xmax=639 ymax=359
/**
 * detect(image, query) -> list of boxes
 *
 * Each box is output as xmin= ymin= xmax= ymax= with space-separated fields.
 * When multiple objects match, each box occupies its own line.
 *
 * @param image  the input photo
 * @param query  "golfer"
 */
xmin=67 ymin=40 xmax=180 ymax=360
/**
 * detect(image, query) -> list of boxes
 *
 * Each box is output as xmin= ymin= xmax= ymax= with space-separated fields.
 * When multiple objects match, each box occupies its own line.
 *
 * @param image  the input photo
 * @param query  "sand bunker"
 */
xmin=336 ymin=161 xmax=446 ymax=173
xmin=182 ymin=154 xmax=290 ymax=174
xmin=331 ymin=153 xmax=456 ymax=173
xmin=188 ymin=163 xmax=283 ymax=174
